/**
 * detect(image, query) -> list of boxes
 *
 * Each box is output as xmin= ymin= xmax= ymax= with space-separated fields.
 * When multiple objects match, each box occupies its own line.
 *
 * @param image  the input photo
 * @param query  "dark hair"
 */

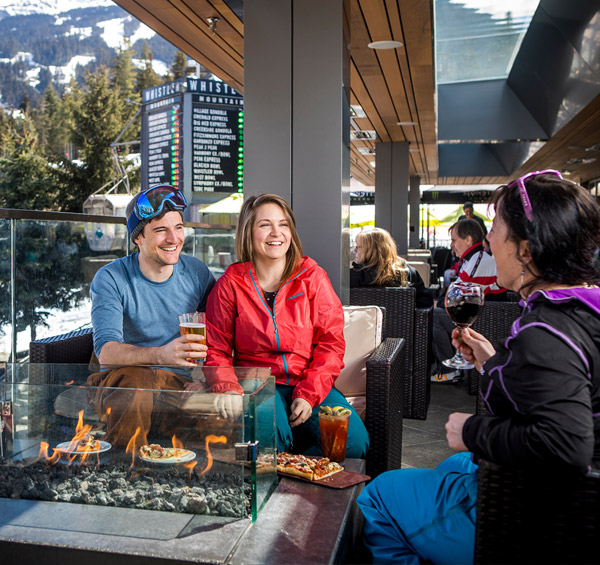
xmin=236 ymin=193 xmax=303 ymax=286
xmin=454 ymin=218 xmax=484 ymax=243
xmin=463 ymin=201 xmax=474 ymax=210
xmin=489 ymin=173 xmax=600 ymax=289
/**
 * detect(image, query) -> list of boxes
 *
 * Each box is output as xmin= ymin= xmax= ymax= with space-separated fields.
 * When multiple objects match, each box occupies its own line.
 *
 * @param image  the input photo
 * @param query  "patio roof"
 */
xmin=112 ymin=0 xmax=600 ymax=188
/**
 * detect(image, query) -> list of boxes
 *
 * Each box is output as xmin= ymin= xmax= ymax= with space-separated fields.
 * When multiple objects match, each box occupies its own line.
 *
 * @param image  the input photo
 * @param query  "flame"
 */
xmin=65 ymin=380 xmax=74 ymax=385
xmin=125 ymin=426 xmax=144 ymax=467
xmin=184 ymin=460 xmax=198 ymax=479
xmin=37 ymin=441 xmax=61 ymax=465
xmin=106 ymin=407 xmax=111 ymax=415
xmin=200 ymin=434 xmax=227 ymax=475
xmin=171 ymin=434 xmax=187 ymax=457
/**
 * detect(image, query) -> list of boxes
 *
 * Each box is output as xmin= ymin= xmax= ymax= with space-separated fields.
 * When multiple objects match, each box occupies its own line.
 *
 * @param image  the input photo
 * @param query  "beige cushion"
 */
xmin=336 ymin=305 xmax=383 ymax=419
xmin=407 ymin=260 xmax=430 ymax=286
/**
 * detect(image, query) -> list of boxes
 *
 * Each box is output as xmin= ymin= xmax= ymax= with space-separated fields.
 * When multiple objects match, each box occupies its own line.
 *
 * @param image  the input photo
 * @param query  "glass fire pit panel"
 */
xmin=0 ymin=363 xmax=276 ymax=531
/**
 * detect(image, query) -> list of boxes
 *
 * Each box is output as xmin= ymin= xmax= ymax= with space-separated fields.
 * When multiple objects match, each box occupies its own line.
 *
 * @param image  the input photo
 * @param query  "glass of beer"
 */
xmin=178 ymin=312 xmax=206 ymax=363
xmin=318 ymin=406 xmax=351 ymax=463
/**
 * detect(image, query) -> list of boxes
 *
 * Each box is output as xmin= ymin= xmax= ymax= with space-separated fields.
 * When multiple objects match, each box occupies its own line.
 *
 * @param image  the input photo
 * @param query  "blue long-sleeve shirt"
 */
xmin=90 ymin=253 xmax=215 ymax=358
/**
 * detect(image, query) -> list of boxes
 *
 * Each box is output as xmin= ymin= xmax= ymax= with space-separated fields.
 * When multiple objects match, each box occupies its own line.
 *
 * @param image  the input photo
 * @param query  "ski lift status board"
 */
xmin=141 ymin=79 xmax=244 ymax=196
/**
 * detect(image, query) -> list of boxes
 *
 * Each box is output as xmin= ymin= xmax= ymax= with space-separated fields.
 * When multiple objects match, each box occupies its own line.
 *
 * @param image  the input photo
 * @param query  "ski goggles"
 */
xmin=127 ymin=184 xmax=187 ymax=234
xmin=506 ymin=169 xmax=563 ymax=222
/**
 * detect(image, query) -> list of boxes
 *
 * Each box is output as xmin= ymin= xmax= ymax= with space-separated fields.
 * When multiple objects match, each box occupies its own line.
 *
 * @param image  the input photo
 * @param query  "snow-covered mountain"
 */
xmin=0 ymin=0 xmax=177 ymax=109
xmin=0 ymin=0 xmax=113 ymax=18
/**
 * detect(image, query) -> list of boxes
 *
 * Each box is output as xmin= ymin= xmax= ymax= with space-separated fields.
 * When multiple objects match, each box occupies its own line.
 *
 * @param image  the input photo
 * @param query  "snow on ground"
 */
xmin=130 ymin=21 xmax=155 ymax=44
xmin=132 ymin=57 xmax=169 ymax=77
xmin=0 ymin=298 xmax=92 ymax=361
xmin=0 ymin=52 xmax=36 ymax=65
xmin=97 ymin=17 xmax=125 ymax=50
xmin=26 ymin=66 xmax=40 ymax=88
xmin=66 ymin=26 xmax=92 ymax=39
xmin=49 ymin=55 xmax=95 ymax=83
xmin=0 ymin=0 xmax=113 ymax=17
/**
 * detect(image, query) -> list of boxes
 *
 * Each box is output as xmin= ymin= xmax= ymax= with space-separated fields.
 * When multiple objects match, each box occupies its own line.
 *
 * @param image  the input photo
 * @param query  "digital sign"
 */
xmin=191 ymin=100 xmax=243 ymax=193
xmin=141 ymin=79 xmax=244 ymax=198
xmin=145 ymin=99 xmax=182 ymax=189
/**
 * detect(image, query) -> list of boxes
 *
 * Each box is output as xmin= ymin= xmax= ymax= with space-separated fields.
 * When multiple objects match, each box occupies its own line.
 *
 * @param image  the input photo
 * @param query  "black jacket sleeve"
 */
xmin=462 ymin=325 xmax=594 ymax=473
xmin=407 ymin=265 xmax=433 ymax=308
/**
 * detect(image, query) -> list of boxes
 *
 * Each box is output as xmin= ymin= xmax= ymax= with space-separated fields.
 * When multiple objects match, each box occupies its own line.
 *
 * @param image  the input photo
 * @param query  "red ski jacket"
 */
xmin=205 ymin=257 xmax=345 ymax=407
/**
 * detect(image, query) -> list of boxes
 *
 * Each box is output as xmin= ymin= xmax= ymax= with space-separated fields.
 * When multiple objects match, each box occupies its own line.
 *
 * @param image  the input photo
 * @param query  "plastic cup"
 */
xmin=178 ymin=312 xmax=206 ymax=363
xmin=318 ymin=412 xmax=350 ymax=462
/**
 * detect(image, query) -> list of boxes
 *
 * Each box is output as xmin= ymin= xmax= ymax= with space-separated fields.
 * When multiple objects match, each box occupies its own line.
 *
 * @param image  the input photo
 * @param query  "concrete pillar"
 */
xmin=244 ymin=0 xmax=350 ymax=301
xmin=375 ymin=142 xmax=409 ymax=256
xmin=409 ymin=176 xmax=421 ymax=249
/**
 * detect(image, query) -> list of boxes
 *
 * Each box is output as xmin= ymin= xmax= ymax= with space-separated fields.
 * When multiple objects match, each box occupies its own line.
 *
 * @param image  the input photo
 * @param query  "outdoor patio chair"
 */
xmin=350 ymin=286 xmax=433 ymax=419
xmin=475 ymin=458 xmax=600 ymax=564
xmin=30 ymin=312 xmax=406 ymax=478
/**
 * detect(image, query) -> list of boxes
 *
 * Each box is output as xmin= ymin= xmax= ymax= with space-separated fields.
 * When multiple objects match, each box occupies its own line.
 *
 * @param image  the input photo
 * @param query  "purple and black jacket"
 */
xmin=463 ymin=287 xmax=600 ymax=473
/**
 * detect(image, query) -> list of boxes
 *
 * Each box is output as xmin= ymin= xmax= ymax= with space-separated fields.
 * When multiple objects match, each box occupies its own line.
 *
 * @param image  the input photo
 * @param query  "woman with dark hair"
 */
xmin=350 ymin=228 xmax=433 ymax=307
xmin=204 ymin=194 xmax=369 ymax=458
xmin=357 ymin=170 xmax=600 ymax=564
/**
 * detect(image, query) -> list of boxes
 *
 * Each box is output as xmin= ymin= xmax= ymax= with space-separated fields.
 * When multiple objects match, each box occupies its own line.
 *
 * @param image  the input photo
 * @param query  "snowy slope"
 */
xmin=0 ymin=0 xmax=113 ymax=17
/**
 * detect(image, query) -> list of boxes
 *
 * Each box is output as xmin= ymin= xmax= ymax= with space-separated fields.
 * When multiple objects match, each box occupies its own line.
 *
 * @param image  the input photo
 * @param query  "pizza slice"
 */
xmin=276 ymin=452 xmax=344 ymax=481
xmin=139 ymin=444 xmax=191 ymax=460
xmin=276 ymin=452 xmax=315 ymax=480
xmin=311 ymin=457 xmax=344 ymax=480
xmin=76 ymin=435 xmax=101 ymax=451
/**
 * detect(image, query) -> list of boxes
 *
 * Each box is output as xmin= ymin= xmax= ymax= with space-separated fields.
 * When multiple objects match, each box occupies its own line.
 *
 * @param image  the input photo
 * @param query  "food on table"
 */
xmin=76 ymin=436 xmax=102 ymax=451
xmin=139 ymin=444 xmax=191 ymax=460
xmin=276 ymin=452 xmax=344 ymax=481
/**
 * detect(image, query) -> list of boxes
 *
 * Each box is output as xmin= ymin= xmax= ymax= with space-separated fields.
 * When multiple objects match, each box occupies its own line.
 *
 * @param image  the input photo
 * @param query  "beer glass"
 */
xmin=178 ymin=312 xmax=206 ymax=363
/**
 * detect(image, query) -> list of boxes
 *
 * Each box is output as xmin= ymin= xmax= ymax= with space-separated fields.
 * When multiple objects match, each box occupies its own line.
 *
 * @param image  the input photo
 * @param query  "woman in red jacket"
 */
xmin=205 ymin=193 xmax=369 ymax=457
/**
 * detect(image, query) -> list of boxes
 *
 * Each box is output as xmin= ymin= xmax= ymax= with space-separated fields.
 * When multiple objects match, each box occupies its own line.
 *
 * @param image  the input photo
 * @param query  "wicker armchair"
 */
xmin=475 ymin=459 xmax=600 ymax=564
xmin=467 ymin=300 xmax=522 ymax=413
xmin=350 ymin=286 xmax=433 ymax=419
xmin=30 ymin=326 xmax=406 ymax=479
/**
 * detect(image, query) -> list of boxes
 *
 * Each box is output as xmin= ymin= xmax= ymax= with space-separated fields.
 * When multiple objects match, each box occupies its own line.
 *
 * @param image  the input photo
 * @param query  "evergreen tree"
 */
xmin=169 ymin=49 xmax=190 ymax=81
xmin=71 ymin=65 xmax=123 ymax=197
xmin=113 ymin=38 xmax=137 ymax=106
xmin=0 ymin=115 xmax=57 ymax=210
xmin=135 ymin=41 xmax=162 ymax=93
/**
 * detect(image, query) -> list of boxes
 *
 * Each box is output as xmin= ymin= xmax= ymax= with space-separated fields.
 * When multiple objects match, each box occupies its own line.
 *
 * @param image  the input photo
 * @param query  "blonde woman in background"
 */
xmin=351 ymin=228 xmax=433 ymax=308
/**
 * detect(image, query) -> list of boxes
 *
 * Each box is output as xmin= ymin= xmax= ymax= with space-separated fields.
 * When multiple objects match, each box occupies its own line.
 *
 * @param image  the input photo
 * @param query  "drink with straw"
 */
xmin=318 ymin=405 xmax=351 ymax=462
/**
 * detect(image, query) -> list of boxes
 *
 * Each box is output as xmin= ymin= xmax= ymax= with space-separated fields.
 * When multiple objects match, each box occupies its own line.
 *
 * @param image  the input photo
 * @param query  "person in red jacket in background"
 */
xmin=205 ymin=193 xmax=369 ymax=457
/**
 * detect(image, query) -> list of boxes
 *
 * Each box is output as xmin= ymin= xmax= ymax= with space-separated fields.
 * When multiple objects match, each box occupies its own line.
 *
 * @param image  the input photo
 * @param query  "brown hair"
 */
xmin=236 ymin=194 xmax=304 ymax=286
xmin=355 ymin=228 xmax=408 ymax=286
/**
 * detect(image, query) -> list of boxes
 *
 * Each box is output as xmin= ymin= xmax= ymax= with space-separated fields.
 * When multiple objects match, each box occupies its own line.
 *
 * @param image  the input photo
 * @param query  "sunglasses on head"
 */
xmin=507 ymin=169 xmax=563 ymax=222
xmin=127 ymin=185 xmax=187 ymax=233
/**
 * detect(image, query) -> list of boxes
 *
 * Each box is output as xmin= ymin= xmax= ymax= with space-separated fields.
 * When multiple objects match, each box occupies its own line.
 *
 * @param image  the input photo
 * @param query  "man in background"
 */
xmin=459 ymin=201 xmax=487 ymax=236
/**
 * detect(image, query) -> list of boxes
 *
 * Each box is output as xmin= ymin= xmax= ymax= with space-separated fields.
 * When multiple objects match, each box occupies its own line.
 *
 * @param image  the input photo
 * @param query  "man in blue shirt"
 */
xmin=91 ymin=185 xmax=214 ymax=365
xmin=88 ymin=185 xmax=215 ymax=444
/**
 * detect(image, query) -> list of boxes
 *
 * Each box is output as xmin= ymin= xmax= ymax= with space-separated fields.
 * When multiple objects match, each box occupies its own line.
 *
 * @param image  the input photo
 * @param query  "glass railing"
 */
xmin=0 ymin=209 xmax=236 ymax=363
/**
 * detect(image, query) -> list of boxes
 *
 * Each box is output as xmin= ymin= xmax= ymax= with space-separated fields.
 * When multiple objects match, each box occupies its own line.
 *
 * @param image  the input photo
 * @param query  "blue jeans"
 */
xmin=275 ymin=384 xmax=369 ymax=458
xmin=357 ymin=452 xmax=479 ymax=564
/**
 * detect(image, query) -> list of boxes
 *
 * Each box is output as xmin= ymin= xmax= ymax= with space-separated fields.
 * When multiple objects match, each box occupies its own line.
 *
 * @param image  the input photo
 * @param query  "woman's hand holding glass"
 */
xmin=451 ymin=327 xmax=496 ymax=373
xmin=443 ymin=281 xmax=484 ymax=369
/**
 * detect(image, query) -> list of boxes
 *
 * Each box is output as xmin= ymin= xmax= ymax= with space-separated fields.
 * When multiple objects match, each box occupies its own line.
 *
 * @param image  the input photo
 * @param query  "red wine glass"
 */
xmin=443 ymin=281 xmax=484 ymax=370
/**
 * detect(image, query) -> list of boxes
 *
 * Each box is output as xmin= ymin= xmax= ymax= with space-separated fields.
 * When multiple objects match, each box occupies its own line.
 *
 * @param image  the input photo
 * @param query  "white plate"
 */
xmin=55 ymin=440 xmax=112 ymax=455
xmin=139 ymin=449 xmax=196 ymax=465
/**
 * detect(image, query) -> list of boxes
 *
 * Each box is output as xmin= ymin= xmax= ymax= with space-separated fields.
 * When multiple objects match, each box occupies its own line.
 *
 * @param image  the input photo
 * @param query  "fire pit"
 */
xmin=0 ymin=363 xmax=276 ymax=526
